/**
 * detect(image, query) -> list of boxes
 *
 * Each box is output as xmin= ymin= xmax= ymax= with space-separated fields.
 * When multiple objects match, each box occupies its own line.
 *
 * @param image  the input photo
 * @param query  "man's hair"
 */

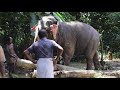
xmin=6 ymin=37 xmax=12 ymax=42
xmin=38 ymin=29 xmax=48 ymax=39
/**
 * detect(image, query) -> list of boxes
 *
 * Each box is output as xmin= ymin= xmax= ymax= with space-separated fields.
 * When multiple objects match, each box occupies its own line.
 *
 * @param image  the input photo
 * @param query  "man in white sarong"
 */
xmin=24 ymin=29 xmax=63 ymax=78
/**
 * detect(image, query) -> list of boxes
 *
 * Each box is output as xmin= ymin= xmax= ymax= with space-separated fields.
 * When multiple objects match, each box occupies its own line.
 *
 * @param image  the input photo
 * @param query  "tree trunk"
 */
xmin=16 ymin=58 xmax=36 ymax=70
xmin=31 ymin=64 xmax=120 ymax=78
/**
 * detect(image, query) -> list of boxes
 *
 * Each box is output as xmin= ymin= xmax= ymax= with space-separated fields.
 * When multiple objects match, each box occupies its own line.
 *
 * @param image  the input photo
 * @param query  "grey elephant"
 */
xmin=35 ymin=16 xmax=102 ymax=70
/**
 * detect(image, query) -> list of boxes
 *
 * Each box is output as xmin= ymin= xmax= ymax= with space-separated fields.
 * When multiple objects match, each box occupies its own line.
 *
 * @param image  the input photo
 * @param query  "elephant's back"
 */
xmin=60 ymin=21 xmax=99 ymax=34
xmin=58 ymin=22 xmax=99 ymax=55
xmin=74 ymin=22 xmax=99 ymax=55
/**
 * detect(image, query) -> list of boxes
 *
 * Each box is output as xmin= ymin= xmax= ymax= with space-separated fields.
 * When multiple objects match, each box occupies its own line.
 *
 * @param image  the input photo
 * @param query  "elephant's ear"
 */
xmin=50 ymin=24 xmax=58 ymax=40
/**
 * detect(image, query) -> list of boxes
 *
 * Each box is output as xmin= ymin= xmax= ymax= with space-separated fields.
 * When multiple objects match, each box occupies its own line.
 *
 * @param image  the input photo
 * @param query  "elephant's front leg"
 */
xmin=63 ymin=54 xmax=72 ymax=66
xmin=63 ymin=46 xmax=75 ymax=66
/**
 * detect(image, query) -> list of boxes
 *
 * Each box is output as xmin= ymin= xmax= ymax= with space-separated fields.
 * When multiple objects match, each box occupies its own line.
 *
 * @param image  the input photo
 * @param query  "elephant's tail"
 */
xmin=99 ymin=34 xmax=105 ymax=67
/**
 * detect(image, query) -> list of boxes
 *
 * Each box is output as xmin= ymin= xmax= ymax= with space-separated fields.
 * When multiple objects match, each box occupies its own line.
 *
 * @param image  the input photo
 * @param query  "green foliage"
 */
xmin=89 ymin=12 xmax=120 ymax=53
xmin=0 ymin=12 xmax=33 ymax=58
xmin=59 ymin=12 xmax=76 ymax=21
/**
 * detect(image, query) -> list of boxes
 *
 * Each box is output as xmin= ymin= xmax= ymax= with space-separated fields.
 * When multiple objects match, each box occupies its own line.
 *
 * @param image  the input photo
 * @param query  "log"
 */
xmin=16 ymin=58 xmax=36 ymax=70
xmin=2 ymin=60 xmax=120 ymax=78
xmin=31 ymin=64 xmax=80 ymax=78
xmin=15 ymin=58 xmax=65 ymax=71
xmin=31 ymin=70 xmax=37 ymax=78
xmin=31 ymin=70 xmax=117 ymax=78
xmin=15 ymin=59 xmax=58 ymax=71
xmin=31 ymin=64 xmax=119 ymax=78
xmin=55 ymin=70 xmax=117 ymax=78
xmin=14 ymin=60 xmax=120 ymax=78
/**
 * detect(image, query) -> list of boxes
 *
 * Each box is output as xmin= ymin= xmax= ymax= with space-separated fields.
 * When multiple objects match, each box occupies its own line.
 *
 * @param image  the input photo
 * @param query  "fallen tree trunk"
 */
xmin=54 ymin=70 xmax=117 ymax=78
xmin=12 ymin=59 xmax=120 ymax=78
xmin=15 ymin=59 xmax=58 ymax=71
xmin=31 ymin=64 xmax=120 ymax=78
xmin=31 ymin=64 xmax=80 ymax=78
xmin=16 ymin=58 xmax=36 ymax=70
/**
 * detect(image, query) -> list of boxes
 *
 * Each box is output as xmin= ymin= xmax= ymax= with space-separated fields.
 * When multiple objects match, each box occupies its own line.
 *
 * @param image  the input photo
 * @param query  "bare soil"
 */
xmin=70 ymin=59 xmax=120 ymax=70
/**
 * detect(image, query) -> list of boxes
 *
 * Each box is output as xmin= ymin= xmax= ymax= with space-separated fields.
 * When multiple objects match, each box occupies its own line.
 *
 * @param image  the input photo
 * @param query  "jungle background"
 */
xmin=0 ymin=12 xmax=120 ymax=62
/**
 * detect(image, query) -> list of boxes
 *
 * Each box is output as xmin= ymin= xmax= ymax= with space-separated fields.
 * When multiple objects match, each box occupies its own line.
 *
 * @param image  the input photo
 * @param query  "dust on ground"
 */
xmin=70 ymin=62 xmax=86 ymax=70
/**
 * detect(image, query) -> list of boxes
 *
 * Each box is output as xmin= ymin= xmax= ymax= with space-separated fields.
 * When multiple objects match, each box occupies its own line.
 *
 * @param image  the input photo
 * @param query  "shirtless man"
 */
xmin=6 ymin=37 xmax=18 ymax=75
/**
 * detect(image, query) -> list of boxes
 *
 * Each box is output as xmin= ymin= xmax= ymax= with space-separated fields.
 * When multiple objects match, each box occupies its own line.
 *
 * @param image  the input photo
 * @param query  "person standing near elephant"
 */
xmin=24 ymin=29 xmax=63 ymax=78
xmin=6 ymin=37 xmax=18 ymax=76
xmin=0 ymin=45 xmax=6 ymax=77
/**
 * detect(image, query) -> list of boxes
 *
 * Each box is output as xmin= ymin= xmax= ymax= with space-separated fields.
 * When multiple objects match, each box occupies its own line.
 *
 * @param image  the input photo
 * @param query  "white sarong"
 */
xmin=37 ymin=58 xmax=54 ymax=78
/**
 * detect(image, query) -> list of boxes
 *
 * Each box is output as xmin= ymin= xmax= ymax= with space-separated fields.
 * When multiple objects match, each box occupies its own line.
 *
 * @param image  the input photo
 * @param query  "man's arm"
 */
xmin=52 ymin=40 xmax=63 ymax=63
xmin=55 ymin=47 xmax=63 ymax=61
xmin=24 ymin=43 xmax=37 ymax=63
xmin=24 ymin=50 xmax=35 ymax=63
xmin=7 ymin=44 xmax=16 ymax=58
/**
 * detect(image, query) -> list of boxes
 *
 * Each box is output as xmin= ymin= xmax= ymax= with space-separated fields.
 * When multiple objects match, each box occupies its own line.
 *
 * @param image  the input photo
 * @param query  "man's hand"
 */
xmin=53 ymin=59 xmax=57 ymax=66
xmin=53 ymin=56 xmax=59 ymax=66
xmin=24 ymin=50 xmax=35 ymax=64
xmin=33 ymin=60 xmax=37 ymax=64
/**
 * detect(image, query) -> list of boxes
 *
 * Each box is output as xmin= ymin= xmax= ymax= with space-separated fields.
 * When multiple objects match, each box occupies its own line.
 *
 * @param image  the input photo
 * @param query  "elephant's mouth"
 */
xmin=45 ymin=26 xmax=57 ymax=41
xmin=47 ymin=30 xmax=56 ymax=40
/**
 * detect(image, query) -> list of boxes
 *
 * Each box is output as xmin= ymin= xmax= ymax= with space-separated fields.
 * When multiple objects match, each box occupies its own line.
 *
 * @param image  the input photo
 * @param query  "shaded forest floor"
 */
xmin=3 ymin=59 xmax=120 ymax=78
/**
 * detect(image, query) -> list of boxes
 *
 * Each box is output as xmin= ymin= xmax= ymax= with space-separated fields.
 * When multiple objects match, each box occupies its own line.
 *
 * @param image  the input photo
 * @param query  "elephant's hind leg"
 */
xmin=93 ymin=51 xmax=101 ymax=70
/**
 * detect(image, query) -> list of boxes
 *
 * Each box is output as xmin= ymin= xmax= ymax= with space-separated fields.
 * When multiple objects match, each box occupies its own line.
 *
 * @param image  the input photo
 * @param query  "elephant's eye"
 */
xmin=46 ymin=21 xmax=53 ymax=27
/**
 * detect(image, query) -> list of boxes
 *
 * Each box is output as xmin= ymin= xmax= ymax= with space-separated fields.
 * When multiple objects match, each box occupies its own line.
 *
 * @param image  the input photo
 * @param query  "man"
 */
xmin=24 ymin=29 xmax=63 ymax=78
xmin=6 ymin=37 xmax=18 ymax=76
xmin=0 ymin=45 xmax=6 ymax=77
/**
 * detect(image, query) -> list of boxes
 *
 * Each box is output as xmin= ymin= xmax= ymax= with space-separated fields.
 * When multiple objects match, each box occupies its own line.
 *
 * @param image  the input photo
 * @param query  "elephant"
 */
xmin=35 ymin=16 xmax=102 ymax=70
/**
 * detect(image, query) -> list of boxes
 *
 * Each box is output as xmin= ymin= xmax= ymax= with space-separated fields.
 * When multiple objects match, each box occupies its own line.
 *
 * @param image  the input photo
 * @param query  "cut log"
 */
xmin=16 ymin=58 xmax=36 ymax=70
xmin=15 ymin=59 xmax=58 ymax=71
xmin=14 ymin=61 xmax=120 ymax=78
xmin=31 ymin=70 xmax=37 ymax=78
xmin=31 ymin=64 xmax=120 ymax=78
xmin=55 ymin=70 xmax=117 ymax=78
xmin=31 ymin=70 xmax=117 ymax=78
xmin=15 ymin=58 xmax=65 ymax=71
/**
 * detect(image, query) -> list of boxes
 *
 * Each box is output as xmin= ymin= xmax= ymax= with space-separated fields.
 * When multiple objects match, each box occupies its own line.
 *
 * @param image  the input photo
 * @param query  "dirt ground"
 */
xmin=70 ymin=59 xmax=120 ymax=70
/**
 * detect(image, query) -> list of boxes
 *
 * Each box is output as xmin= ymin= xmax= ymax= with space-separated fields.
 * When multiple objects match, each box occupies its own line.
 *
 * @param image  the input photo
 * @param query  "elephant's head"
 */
xmin=40 ymin=16 xmax=58 ymax=40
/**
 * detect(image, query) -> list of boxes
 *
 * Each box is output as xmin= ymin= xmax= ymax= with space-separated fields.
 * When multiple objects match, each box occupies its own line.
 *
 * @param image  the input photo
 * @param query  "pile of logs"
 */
xmin=31 ymin=64 xmax=120 ymax=78
xmin=1 ymin=58 xmax=120 ymax=78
